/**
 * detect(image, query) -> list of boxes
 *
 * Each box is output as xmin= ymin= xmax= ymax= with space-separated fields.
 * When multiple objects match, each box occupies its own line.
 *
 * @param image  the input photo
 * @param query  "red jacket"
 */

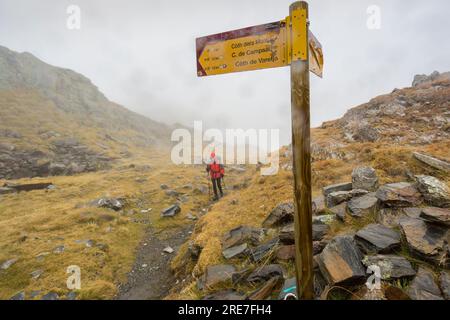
xmin=207 ymin=157 xmax=224 ymax=179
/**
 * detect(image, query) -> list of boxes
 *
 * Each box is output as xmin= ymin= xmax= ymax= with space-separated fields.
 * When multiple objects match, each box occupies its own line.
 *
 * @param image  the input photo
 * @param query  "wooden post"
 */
xmin=290 ymin=1 xmax=313 ymax=300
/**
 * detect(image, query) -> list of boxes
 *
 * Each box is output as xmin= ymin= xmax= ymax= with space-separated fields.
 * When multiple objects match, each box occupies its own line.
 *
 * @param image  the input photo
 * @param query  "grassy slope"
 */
xmin=0 ymin=150 xmax=214 ymax=300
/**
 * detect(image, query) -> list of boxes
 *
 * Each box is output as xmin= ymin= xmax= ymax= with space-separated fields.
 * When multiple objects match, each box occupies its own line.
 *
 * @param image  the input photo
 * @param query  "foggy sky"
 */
xmin=1 ymin=0 xmax=449 ymax=146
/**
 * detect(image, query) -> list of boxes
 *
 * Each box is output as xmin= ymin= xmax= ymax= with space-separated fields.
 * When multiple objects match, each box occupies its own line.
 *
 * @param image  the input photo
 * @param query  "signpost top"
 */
xmin=196 ymin=14 xmax=323 ymax=78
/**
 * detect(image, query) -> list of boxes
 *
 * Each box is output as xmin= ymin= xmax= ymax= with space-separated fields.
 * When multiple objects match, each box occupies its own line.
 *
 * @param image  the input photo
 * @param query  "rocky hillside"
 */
xmin=0 ymin=45 xmax=172 ymax=179
xmin=169 ymin=72 xmax=450 ymax=300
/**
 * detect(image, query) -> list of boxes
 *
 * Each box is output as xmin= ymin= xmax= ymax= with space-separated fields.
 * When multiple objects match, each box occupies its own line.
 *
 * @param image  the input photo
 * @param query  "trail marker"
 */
xmin=196 ymin=1 xmax=322 ymax=299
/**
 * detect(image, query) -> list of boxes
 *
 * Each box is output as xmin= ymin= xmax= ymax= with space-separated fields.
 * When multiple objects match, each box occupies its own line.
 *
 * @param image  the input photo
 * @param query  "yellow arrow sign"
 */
xmin=197 ymin=21 xmax=288 ymax=77
xmin=196 ymin=18 xmax=323 ymax=77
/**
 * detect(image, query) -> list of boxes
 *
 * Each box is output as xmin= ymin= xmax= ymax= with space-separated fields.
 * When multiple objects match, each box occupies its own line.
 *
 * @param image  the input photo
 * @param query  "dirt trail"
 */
xmin=116 ymin=224 xmax=194 ymax=300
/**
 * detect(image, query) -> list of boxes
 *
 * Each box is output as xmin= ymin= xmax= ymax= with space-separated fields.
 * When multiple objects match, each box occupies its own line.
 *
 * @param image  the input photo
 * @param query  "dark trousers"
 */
xmin=211 ymin=177 xmax=223 ymax=199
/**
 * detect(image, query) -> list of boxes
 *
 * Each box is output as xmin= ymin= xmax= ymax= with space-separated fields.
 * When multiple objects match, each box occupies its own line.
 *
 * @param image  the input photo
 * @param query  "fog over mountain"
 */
xmin=1 ymin=0 xmax=449 ymax=145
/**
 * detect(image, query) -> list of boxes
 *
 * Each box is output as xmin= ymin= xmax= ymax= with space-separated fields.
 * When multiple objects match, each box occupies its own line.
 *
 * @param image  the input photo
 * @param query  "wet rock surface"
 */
xmin=415 ymin=175 xmax=450 ymax=207
xmin=263 ymin=202 xmax=294 ymax=228
xmin=376 ymin=183 xmax=422 ymax=207
xmin=355 ymin=224 xmax=401 ymax=253
xmin=407 ymin=267 xmax=444 ymax=300
xmin=399 ymin=216 xmax=449 ymax=267
xmin=348 ymin=194 xmax=379 ymax=218
xmin=361 ymin=255 xmax=416 ymax=280
xmin=316 ymin=235 xmax=366 ymax=286
xmin=352 ymin=167 xmax=379 ymax=192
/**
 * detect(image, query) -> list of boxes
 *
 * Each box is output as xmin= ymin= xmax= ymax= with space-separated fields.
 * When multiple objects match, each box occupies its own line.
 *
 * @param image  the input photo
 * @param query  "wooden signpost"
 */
xmin=196 ymin=1 xmax=323 ymax=300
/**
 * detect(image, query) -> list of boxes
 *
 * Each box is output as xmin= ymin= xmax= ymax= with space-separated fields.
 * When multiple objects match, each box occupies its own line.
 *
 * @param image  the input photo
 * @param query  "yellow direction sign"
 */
xmin=196 ymin=17 xmax=323 ymax=77
xmin=196 ymin=21 xmax=288 ymax=77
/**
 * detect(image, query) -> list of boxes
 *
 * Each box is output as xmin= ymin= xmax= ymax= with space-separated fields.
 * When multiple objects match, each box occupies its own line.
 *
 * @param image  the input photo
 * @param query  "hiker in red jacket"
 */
xmin=206 ymin=152 xmax=224 ymax=201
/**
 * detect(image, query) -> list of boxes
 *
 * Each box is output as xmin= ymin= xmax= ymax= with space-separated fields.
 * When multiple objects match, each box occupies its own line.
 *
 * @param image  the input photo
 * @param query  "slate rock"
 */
xmin=361 ymin=255 xmax=416 ymax=280
xmin=347 ymin=194 xmax=379 ymax=218
xmin=198 ymin=265 xmax=237 ymax=290
xmin=327 ymin=189 xmax=369 ymax=208
xmin=322 ymin=182 xmax=353 ymax=197
xmin=66 ymin=291 xmax=78 ymax=300
xmin=203 ymin=290 xmax=245 ymax=300
xmin=399 ymin=216 xmax=449 ymax=267
xmin=376 ymin=208 xmax=405 ymax=228
xmin=250 ymin=238 xmax=279 ymax=262
xmin=247 ymin=264 xmax=284 ymax=284
xmin=1 ymin=258 xmax=17 ymax=270
xmin=222 ymin=226 xmax=264 ymax=250
xmin=222 ymin=243 xmax=249 ymax=260
xmin=384 ymin=286 xmax=411 ymax=300
xmin=188 ymin=241 xmax=202 ymax=260
xmin=402 ymin=207 xmax=422 ymax=219
xmin=316 ymin=235 xmax=366 ymax=286
xmin=413 ymin=152 xmax=450 ymax=173
xmin=278 ymin=277 xmax=297 ymax=300
xmin=355 ymin=224 xmax=401 ymax=253
xmin=352 ymin=167 xmax=379 ymax=192
xmin=312 ymin=196 xmax=326 ymax=215
xmin=0 ymin=187 xmax=15 ymax=195
xmin=439 ymin=271 xmax=450 ymax=300
xmin=376 ymin=183 xmax=422 ymax=207
xmin=41 ymin=292 xmax=59 ymax=300
xmin=31 ymin=269 xmax=44 ymax=279
xmin=94 ymin=197 xmax=124 ymax=211
xmin=263 ymin=202 xmax=294 ymax=228
xmin=313 ymin=241 xmax=328 ymax=255
xmin=420 ymin=207 xmax=450 ymax=227
xmin=313 ymin=223 xmax=330 ymax=241
xmin=248 ymin=276 xmax=282 ymax=300
xmin=53 ymin=245 xmax=65 ymax=254
xmin=276 ymin=245 xmax=296 ymax=261
xmin=10 ymin=291 xmax=25 ymax=300
xmin=330 ymin=202 xmax=347 ymax=221
xmin=279 ymin=224 xmax=294 ymax=244
xmin=407 ymin=267 xmax=444 ymax=300
xmin=161 ymin=205 xmax=181 ymax=217
xmin=416 ymin=175 xmax=450 ymax=208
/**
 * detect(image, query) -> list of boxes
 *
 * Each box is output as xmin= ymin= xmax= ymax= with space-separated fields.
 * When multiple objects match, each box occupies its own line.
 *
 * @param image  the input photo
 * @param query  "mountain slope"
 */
xmin=0 ymin=45 xmax=172 ymax=179
xmin=169 ymin=71 xmax=450 ymax=300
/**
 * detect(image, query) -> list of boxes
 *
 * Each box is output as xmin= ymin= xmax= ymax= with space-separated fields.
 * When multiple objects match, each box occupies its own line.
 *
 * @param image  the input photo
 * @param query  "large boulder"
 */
xmin=355 ymin=224 xmax=401 ymax=253
xmin=352 ymin=167 xmax=379 ymax=192
xmin=347 ymin=194 xmax=379 ymax=218
xmin=361 ymin=255 xmax=416 ymax=280
xmin=415 ymin=175 xmax=450 ymax=208
xmin=316 ymin=235 xmax=366 ymax=286
xmin=399 ymin=217 xmax=449 ymax=267
xmin=322 ymin=182 xmax=353 ymax=197
xmin=413 ymin=152 xmax=450 ymax=173
xmin=198 ymin=265 xmax=237 ymax=290
xmin=222 ymin=226 xmax=264 ymax=250
xmin=420 ymin=207 xmax=450 ymax=227
xmin=376 ymin=183 xmax=422 ymax=207
xmin=263 ymin=203 xmax=294 ymax=228
xmin=407 ymin=267 xmax=444 ymax=300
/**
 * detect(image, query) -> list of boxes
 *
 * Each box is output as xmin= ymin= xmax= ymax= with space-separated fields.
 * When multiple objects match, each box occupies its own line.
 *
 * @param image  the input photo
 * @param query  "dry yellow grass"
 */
xmin=0 ymin=151 xmax=211 ymax=300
